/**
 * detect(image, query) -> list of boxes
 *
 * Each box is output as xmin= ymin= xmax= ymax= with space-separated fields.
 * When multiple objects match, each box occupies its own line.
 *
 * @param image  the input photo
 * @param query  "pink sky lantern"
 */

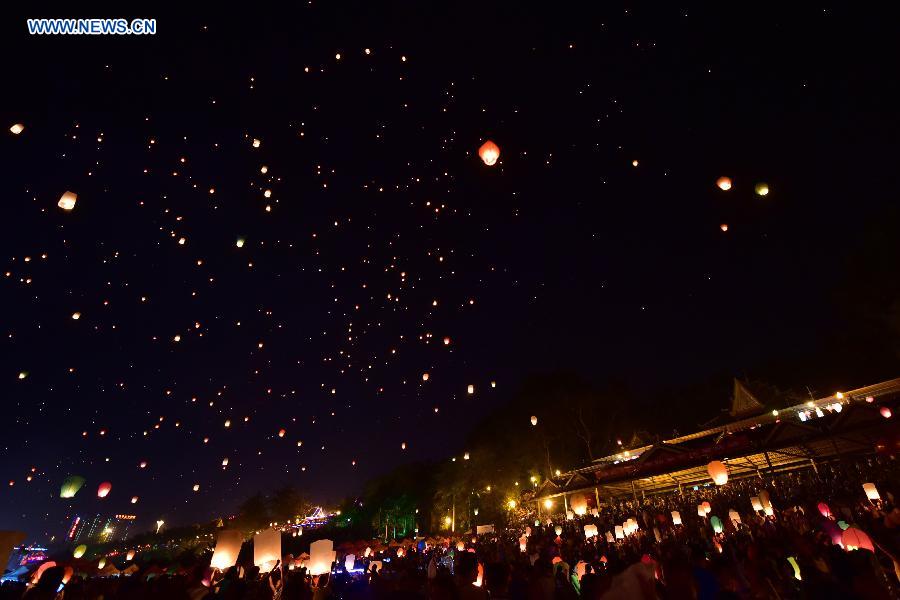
xmin=817 ymin=502 xmax=832 ymax=518
xmin=97 ymin=482 xmax=112 ymax=498
xmin=880 ymin=406 xmax=892 ymax=418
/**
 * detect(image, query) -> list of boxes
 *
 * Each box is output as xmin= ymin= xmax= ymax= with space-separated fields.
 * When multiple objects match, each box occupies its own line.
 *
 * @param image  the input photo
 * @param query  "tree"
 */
xmin=235 ymin=493 xmax=270 ymax=532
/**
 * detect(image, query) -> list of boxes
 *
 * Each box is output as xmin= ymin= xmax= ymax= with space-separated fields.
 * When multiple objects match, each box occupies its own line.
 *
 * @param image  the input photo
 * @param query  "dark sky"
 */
xmin=2 ymin=4 xmax=898 ymax=543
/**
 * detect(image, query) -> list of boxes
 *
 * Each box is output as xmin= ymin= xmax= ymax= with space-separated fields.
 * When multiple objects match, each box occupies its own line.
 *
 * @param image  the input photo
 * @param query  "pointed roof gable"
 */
xmin=731 ymin=378 xmax=765 ymax=417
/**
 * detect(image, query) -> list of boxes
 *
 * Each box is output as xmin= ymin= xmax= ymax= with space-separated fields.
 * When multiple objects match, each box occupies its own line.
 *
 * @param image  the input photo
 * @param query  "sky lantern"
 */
xmin=710 ymin=516 xmax=724 ymax=534
xmin=671 ymin=511 xmax=682 ymax=525
xmin=236 ymin=238 xmax=245 ymax=248
xmin=720 ymin=223 xmax=729 ymax=232
xmin=210 ymin=530 xmax=243 ymax=569
xmin=716 ymin=177 xmax=732 ymax=191
xmin=10 ymin=123 xmax=25 ymax=135
xmin=754 ymin=182 xmax=770 ymax=196
xmin=817 ymin=502 xmax=832 ymax=518
xmin=467 ymin=384 xmax=474 ymax=394
xmin=60 ymin=475 xmax=86 ymax=498
xmin=97 ymin=557 xmax=107 ymax=569
xmin=422 ymin=373 xmax=429 ymax=381
xmin=880 ymin=406 xmax=892 ymax=418
xmin=252 ymin=138 xmax=261 ymax=148
xmin=131 ymin=496 xmax=138 ymax=504
xmin=862 ymin=483 xmax=880 ymax=501
xmin=73 ymin=545 xmax=87 ymax=559
xmin=478 ymin=140 xmax=500 ymax=166
xmin=221 ymin=457 xmax=229 ymax=467
xmin=97 ymin=482 xmax=112 ymax=498
xmin=58 ymin=191 xmax=77 ymax=211
xmin=401 ymin=442 xmax=407 ymax=450
xmin=530 ymin=415 xmax=538 ymax=426
xmin=139 ymin=461 xmax=147 ymax=469
xmin=707 ymin=460 xmax=728 ymax=485
xmin=193 ymin=484 xmax=200 ymax=491
xmin=126 ymin=550 xmax=135 ymax=561
xmin=278 ymin=428 xmax=286 ymax=438
xmin=841 ymin=527 xmax=875 ymax=552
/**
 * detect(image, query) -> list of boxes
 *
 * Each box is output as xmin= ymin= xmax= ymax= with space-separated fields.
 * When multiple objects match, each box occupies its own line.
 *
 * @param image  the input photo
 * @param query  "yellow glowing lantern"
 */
xmin=73 ymin=544 xmax=87 ymax=559
xmin=58 ymin=191 xmax=77 ymax=211
xmin=707 ymin=460 xmax=728 ymax=486
xmin=478 ymin=140 xmax=500 ymax=166
xmin=456 ymin=541 xmax=465 ymax=552
xmin=507 ymin=499 xmax=517 ymax=509
xmin=210 ymin=530 xmax=243 ymax=569
xmin=716 ymin=177 xmax=732 ymax=191
xmin=236 ymin=238 xmax=245 ymax=248
xmin=862 ymin=483 xmax=880 ymax=501
xmin=252 ymin=139 xmax=261 ymax=148
xmin=278 ymin=428 xmax=286 ymax=438
xmin=554 ymin=525 xmax=563 ymax=536
xmin=97 ymin=557 xmax=106 ymax=569
xmin=671 ymin=511 xmax=682 ymax=525
xmin=754 ymin=182 xmax=769 ymax=196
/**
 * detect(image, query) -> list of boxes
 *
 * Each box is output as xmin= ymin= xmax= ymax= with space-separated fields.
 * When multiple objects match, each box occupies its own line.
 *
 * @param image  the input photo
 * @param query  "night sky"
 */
xmin=2 ymin=4 xmax=899 ymax=543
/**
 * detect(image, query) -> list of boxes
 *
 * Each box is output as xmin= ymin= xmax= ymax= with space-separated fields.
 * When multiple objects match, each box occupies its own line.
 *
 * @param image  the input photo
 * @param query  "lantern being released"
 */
xmin=478 ymin=140 xmax=500 ymax=166
xmin=841 ymin=527 xmax=875 ymax=552
xmin=707 ymin=460 xmax=728 ymax=486
xmin=58 ymin=191 xmax=77 ymax=211
xmin=210 ymin=530 xmax=243 ymax=570
xmin=97 ymin=482 xmax=112 ymax=498
xmin=671 ymin=511 xmax=682 ymax=525
xmin=862 ymin=483 xmax=880 ymax=501
xmin=308 ymin=539 xmax=336 ymax=575
xmin=253 ymin=529 xmax=282 ymax=571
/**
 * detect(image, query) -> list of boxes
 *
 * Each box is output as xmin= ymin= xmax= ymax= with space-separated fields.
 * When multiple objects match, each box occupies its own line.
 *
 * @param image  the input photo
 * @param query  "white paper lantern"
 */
xmin=671 ymin=511 xmax=682 ymax=525
xmin=58 ymin=191 xmax=77 ymax=211
xmin=253 ymin=529 xmax=281 ymax=571
xmin=210 ymin=530 xmax=243 ymax=570
xmin=308 ymin=539 xmax=335 ymax=575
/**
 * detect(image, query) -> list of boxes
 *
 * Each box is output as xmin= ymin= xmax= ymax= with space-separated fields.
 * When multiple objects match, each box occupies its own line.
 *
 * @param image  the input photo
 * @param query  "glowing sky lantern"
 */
xmin=236 ymin=238 xmax=245 ymax=248
xmin=707 ymin=460 xmax=728 ymax=486
xmin=308 ymin=539 xmax=336 ymax=575
xmin=254 ymin=528 xmax=282 ymax=571
xmin=456 ymin=541 xmax=465 ymax=552
xmin=58 ymin=191 xmax=77 ymax=211
xmin=710 ymin=516 xmax=724 ymax=534
xmin=401 ymin=442 xmax=407 ymax=450
xmin=716 ymin=176 xmax=732 ymax=191
xmin=221 ymin=457 xmax=229 ymax=467
xmin=60 ymin=475 xmax=86 ymax=499
xmin=817 ymin=502 xmax=832 ymax=518
xmin=10 ymin=123 xmax=25 ymax=135
xmin=131 ymin=496 xmax=139 ymax=504
xmin=701 ymin=501 xmax=712 ymax=515
xmin=210 ymin=530 xmax=243 ymax=569
xmin=278 ymin=428 xmax=286 ymax=438
xmin=478 ymin=140 xmax=500 ymax=166
xmin=97 ymin=557 xmax=107 ymax=569
xmin=252 ymin=138 xmax=261 ymax=148
xmin=862 ymin=483 xmax=880 ymax=501
xmin=671 ymin=511 xmax=682 ymax=525
xmin=193 ymin=484 xmax=200 ymax=491
xmin=97 ymin=482 xmax=112 ymax=498
xmin=754 ymin=182 xmax=770 ymax=196
xmin=841 ymin=527 xmax=875 ymax=552
xmin=720 ymin=223 xmax=729 ymax=232
xmin=73 ymin=544 xmax=87 ymax=559
xmin=530 ymin=415 xmax=538 ymax=426
xmin=422 ymin=373 xmax=429 ymax=381
xmin=519 ymin=535 xmax=527 ymax=552
xmin=126 ymin=550 xmax=135 ymax=561
xmin=880 ymin=406 xmax=892 ymax=418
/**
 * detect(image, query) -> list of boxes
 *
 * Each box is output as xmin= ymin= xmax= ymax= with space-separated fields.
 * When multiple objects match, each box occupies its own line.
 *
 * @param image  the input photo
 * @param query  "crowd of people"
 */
xmin=3 ymin=456 xmax=898 ymax=599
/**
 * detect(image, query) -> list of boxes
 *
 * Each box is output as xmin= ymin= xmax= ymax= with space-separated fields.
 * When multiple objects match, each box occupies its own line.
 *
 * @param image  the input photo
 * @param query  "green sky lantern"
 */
xmin=60 ymin=475 xmax=86 ymax=499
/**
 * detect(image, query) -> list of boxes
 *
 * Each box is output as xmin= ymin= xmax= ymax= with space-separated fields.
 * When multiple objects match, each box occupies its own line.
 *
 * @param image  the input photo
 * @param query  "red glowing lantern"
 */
xmin=97 ymin=481 xmax=112 ymax=498
xmin=841 ymin=527 xmax=875 ymax=552
xmin=478 ymin=140 xmax=500 ymax=166
xmin=707 ymin=460 xmax=728 ymax=486
xmin=880 ymin=406 xmax=892 ymax=419
xmin=817 ymin=502 xmax=831 ymax=518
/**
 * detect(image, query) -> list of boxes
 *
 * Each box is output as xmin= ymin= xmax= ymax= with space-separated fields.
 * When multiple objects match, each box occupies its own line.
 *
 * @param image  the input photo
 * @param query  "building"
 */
xmin=66 ymin=513 xmax=136 ymax=543
xmin=532 ymin=377 xmax=900 ymax=512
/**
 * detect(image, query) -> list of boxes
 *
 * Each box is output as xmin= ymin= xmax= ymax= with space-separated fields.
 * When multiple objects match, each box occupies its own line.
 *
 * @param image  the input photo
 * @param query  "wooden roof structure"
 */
xmin=534 ymin=377 xmax=900 ymax=502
